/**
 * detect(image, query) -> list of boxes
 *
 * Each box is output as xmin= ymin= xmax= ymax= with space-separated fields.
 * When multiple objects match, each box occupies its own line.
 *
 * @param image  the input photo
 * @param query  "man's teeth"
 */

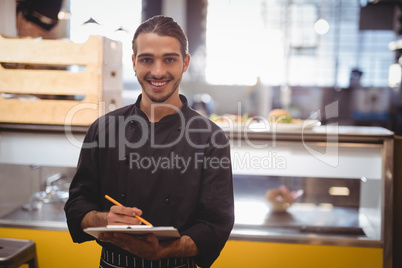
xmin=151 ymin=81 xmax=167 ymax=86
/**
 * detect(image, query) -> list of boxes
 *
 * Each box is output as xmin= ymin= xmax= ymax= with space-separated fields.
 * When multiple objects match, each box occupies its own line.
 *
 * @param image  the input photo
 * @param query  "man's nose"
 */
xmin=151 ymin=60 xmax=164 ymax=78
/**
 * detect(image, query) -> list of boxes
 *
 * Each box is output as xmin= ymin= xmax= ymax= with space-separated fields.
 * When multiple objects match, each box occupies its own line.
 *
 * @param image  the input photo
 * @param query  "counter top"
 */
xmin=0 ymin=203 xmax=67 ymax=231
xmin=0 ymin=196 xmax=382 ymax=248
xmin=224 ymin=125 xmax=394 ymax=143
xmin=0 ymin=206 xmax=381 ymax=248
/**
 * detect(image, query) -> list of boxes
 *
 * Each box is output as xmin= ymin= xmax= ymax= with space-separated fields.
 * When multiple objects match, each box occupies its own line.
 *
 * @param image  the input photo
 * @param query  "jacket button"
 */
xmin=165 ymin=197 xmax=170 ymax=204
xmin=121 ymin=193 xmax=126 ymax=200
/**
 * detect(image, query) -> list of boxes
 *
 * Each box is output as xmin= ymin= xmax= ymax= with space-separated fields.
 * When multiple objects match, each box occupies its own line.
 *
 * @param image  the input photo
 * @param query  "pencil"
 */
xmin=105 ymin=195 xmax=152 ymax=226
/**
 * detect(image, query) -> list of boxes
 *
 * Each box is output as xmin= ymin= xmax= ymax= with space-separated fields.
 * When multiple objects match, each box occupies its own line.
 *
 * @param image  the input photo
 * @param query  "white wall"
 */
xmin=162 ymin=0 xmax=186 ymax=33
xmin=0 ymin=0 xmax=17 ymax=36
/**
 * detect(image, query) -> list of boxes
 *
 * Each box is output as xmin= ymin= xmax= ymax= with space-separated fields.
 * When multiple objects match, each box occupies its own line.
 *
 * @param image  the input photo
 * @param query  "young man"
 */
xmin=64 ymin=16 xmax=234 ymax=268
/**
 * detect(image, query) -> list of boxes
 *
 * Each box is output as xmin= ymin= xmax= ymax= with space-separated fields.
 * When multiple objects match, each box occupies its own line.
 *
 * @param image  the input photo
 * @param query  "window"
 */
xmin=205 ymin=0 xmax=395 ymax=88
xmin=206 ymin=0 xmax=284 ymax=85
xmin=69 ymin=0 xmax=142 ymax=83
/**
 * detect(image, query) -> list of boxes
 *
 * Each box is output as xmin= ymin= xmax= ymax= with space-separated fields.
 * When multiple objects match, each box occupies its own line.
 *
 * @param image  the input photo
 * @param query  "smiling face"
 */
xmin=132 ymin=33 xmax=190 ymax=104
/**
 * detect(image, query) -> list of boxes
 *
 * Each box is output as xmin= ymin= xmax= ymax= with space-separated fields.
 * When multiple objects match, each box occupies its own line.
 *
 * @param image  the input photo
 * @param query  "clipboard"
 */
xmin=84 ymin=225 xmax=181 ymax=240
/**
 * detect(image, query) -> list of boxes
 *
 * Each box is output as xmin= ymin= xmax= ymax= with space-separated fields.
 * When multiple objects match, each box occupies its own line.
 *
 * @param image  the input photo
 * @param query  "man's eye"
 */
xmin=165 ymin=58 xmax=176 ymax=63
xmin=141 ymin=58 xmax=152 ymax=63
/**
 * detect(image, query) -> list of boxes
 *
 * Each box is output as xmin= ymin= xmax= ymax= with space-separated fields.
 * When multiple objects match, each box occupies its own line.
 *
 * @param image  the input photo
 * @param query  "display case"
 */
xmin=0 ymin=125 xmax=394 ymax=267
xmin=226 ymin=125 xmax=393 ymax=267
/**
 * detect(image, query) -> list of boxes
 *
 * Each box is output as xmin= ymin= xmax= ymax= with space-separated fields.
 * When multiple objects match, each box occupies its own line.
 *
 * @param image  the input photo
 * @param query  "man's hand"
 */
xmin=81 ymin=206 xmax=199 ymax=261
xmin=265 ymin=185 xmax=303 ymax=212
xmin=107 ymin=205 xmax=143 ymax=225
xmin=80 ymin=206 xmax=143 ymax=229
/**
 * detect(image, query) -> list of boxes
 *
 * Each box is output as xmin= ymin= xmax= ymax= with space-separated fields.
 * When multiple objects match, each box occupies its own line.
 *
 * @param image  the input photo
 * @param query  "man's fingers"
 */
xmin=107 ymin=206 xmax=143 ymax=225
xmin=110 ymin=205 xmax=142 ymax=217
xmin=107 ymin=215 xmax=142 ymax=225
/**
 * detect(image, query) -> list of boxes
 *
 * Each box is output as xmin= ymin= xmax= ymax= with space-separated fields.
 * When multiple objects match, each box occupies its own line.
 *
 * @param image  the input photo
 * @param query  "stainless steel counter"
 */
xmin=0 ymin=200 xmax=381 ymax=248
xmin=225 ymin=125 xmax=394 ymax=143
xmin=0 ymin=203 xmax=67 ymax=230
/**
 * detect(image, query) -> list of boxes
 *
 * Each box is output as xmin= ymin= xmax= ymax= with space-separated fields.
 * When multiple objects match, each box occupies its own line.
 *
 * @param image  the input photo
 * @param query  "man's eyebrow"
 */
xmin=137 ymin=52 xmax=181 ymax=58
xmin=137 ymin=53 xmax=154 ymax=58
xmin=163 ymin=53 xmax=181 ymax=57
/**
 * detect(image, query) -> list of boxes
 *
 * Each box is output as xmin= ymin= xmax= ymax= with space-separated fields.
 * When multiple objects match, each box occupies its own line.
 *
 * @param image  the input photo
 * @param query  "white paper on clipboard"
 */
xmin=84 ymin=225 xmax=180 ymax=240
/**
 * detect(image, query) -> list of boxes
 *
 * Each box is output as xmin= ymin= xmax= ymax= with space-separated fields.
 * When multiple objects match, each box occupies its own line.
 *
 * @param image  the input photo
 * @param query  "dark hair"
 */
xmin=132 ymin=15 xmax=189 ymax=58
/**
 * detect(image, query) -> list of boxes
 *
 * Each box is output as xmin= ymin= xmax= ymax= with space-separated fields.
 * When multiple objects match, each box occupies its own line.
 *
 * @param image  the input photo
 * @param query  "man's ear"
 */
xmin=183 ymin=54 xmax=190 ymax=72
xmin=132 ymin=54 xmax=136 ymax=72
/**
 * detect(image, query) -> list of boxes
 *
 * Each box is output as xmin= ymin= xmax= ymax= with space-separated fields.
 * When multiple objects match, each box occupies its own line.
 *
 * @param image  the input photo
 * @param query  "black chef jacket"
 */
xmin=64 ymin=94 xmax=234 ymax=267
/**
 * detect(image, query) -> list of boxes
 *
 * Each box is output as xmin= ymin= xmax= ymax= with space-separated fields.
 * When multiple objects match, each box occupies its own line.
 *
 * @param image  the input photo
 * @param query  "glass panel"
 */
xmin=206 ymin=0 xmax=395 ymax=87
xmin=231 ymin=141 xmax=383 ymax=241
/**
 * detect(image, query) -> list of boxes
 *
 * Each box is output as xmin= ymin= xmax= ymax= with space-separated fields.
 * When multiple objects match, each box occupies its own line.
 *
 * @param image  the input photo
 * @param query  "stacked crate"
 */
xmin=0 ymin=35 xmax=122 ymax=126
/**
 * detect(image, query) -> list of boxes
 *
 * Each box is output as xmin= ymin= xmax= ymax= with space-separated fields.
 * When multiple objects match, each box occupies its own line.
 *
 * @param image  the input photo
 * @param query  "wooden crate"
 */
xmin=0 ymin=35 xmax=122 ymax=126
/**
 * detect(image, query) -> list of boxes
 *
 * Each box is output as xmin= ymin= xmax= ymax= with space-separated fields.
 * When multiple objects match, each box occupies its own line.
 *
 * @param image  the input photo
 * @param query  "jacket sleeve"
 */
xmin=180 ymin=129 xmax=234 ymax=267
xmin=64 ymin=123 xmax=103 ymax=243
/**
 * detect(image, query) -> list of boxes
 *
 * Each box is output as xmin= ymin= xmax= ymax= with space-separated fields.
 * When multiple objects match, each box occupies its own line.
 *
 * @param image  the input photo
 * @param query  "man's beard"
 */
xmin=140 ymin=77 xmax=181 ymax=103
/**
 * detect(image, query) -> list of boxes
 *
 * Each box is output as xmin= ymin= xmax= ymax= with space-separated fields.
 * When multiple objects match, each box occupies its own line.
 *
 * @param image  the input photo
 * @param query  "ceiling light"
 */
xmin=314 ymin=18 xmax=329 ymax=35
